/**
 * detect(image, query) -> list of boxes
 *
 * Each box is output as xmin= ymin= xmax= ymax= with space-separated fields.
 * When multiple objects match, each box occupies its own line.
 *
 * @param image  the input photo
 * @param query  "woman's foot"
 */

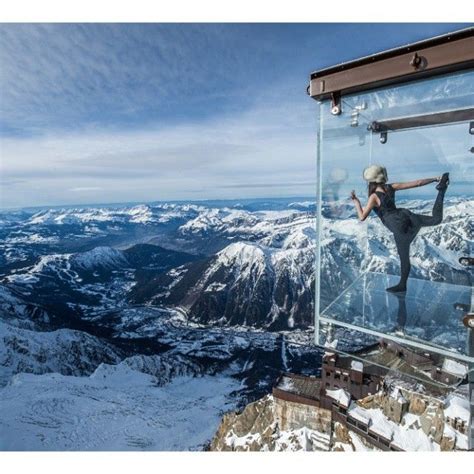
xmin=386 ymin=284 xmax=407 ymax=293
xmin=436 ymin=172 xmax=450 ymax=190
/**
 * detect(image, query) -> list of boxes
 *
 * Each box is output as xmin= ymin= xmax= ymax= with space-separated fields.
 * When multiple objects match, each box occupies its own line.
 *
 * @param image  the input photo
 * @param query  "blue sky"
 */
xmin=0 ymin=23 xmax=471 ymax=208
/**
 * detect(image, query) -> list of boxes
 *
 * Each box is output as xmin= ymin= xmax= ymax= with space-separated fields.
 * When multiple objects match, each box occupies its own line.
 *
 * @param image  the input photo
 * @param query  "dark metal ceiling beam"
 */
xmin=368 ymin=107 xmax=474 ymax=133
xmin=309 ymin=28 xmax=474 ymax=101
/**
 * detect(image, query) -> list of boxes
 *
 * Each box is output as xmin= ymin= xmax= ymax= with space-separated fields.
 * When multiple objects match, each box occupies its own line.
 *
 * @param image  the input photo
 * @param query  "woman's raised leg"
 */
xmin=413 ymin=188 xmax=446 ymax=227
xmin=410 ymin=176 xmax=448 ymax=228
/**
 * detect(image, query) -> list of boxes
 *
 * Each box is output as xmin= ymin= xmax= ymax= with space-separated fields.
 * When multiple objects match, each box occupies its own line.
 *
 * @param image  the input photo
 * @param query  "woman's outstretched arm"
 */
xmin=391 ymin=176 xmax=440 ymax=191
xmin=350 ymin=191 xmax=378 ymax=221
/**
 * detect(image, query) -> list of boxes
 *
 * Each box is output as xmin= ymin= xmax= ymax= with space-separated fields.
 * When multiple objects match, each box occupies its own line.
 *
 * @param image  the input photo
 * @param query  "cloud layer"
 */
xmin=1 ymin=98 xmax=316 ymax=207
xmin=0 ymin=23 xmax=469 ymax=208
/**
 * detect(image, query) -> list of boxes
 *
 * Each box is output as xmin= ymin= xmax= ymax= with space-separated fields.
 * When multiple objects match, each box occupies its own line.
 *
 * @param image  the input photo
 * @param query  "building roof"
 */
xmin=323 ymin=352 xmax=385 ymax=378
xmin=274 ymin=373 xmax=322 ymax=401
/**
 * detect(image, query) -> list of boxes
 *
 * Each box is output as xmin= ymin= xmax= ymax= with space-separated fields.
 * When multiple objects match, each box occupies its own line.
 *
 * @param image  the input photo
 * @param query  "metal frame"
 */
xmin=309 ymin=27 xmax=474 ymax=102
xmin=369 ymin=108 xmax=474 ymax=133
xmin=319 ymin=316 xmax=474 ymax=365
xmin=317 ymin=271 xmax=474 ymax=364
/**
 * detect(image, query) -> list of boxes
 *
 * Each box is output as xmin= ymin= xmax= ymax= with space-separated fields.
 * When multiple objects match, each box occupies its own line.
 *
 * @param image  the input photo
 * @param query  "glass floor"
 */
xmin=318 ymin=272 xmax=473 ymax=364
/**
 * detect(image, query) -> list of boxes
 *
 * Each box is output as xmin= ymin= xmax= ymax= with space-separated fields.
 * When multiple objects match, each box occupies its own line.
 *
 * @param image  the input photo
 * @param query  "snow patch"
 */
xmin=326 ymin=388 xmax=351 ymax=407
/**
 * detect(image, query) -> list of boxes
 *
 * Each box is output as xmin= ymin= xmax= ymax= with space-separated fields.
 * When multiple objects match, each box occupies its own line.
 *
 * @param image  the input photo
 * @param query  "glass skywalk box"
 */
xmin=309 ymin=28 xmax=474 ymax=387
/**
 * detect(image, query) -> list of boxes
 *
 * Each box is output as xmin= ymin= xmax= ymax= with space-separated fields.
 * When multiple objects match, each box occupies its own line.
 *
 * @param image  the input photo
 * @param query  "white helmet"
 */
xmin=363 ymin=164 xmax=388 ymax=184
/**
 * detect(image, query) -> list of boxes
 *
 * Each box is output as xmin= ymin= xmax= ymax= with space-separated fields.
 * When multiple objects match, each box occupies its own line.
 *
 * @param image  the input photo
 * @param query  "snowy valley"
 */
xmin=0 ymin=197 xmax=472 ymax=450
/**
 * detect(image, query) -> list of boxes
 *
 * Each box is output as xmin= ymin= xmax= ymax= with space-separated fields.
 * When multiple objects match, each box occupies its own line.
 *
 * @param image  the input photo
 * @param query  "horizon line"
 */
xmin=0 ymin=195 xmax=317 ymax=212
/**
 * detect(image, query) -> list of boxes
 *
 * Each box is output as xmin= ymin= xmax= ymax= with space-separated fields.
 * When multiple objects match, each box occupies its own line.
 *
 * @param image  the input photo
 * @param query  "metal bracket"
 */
xmin=367 ymin=121 xmax=383 ymax=133
xmin=350 ymin=102 xmax=367 ymax=128
xmin=367 ymin=121 xmax=388 ymax=144
xmin=330 ymin=92 xmax=342 ymax=115
xmin=454 ymin=302 xmax=470 ymax=312
xmin=463 ymin=313 xmax=474 ymax=328
xmin=459 ymin=257 xmax=474 ymax=266
xmin=409 ymin=52 xmax=423 ymax=69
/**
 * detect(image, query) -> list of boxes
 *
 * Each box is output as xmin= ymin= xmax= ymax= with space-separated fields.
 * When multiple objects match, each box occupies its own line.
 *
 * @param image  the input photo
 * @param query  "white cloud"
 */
xmin=0 ymin=23 xmax=319 ymax=208
xmin=0 ymin=96 xmax=317 ymax=208
xmin=69 ymin=187 xmax=104 ymax=192
xmin=0 ymin=24 xmax=290 ymax=133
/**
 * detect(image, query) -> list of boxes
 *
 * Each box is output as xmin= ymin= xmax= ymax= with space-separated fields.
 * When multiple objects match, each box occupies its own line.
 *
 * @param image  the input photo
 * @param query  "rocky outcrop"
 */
xmin=420 ymin=403 xmax=445 ymax=444
xmin=273 ymin=397 xmax=331 ymax=433
xmin=440 ymin=432 xmax=456 ymax=451
xmin=384 ymin=389 xmax=409 ymax=423
xmin=210 ymin=395 xmax=331 ymax=452
xmin=211 ymin=395 xmax=278 ymax=451
xmin=212 ymin=378 xmax=469 ymax=452
xmin=409 ymin=396 xmax=427 ymax=415
xmin=358 ymin=389 xmax=409 ymax=423
xmin=333 ymin=421 xmax=351 ymax=445
xmin=332 ymin=422 xmax=379 ymax=452
xmin=353 ymin=383 xmax=468 ymax=450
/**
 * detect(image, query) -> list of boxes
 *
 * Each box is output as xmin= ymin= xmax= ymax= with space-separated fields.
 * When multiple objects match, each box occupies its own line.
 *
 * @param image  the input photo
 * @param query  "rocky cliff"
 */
xmin=210 ymin=394 xmax=331 ymax=451
xmin=211 ymin=381 xmax=470 ymax=451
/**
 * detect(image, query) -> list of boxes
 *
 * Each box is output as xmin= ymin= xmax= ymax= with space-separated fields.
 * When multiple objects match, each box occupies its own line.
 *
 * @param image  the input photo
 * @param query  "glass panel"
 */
xmin=315 ymin=68 xmax=474 ymax=384
xmin=315 ymin=98 xmax=372 ymax=313
xmin=361 ymin=69 xmax=474 ymax=122
xmin=321 ymin=272 xmax=472 ymax=361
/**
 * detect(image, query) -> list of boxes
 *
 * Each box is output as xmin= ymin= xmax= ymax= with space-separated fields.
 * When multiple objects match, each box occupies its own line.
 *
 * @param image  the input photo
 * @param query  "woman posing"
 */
xmin=350 ymin=165 xmax=450 ymax=293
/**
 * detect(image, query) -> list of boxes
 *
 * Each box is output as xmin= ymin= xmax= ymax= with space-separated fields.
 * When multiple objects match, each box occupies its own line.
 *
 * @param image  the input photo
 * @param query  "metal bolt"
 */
xmin=410 ymin=52 xmax=422 ymax=69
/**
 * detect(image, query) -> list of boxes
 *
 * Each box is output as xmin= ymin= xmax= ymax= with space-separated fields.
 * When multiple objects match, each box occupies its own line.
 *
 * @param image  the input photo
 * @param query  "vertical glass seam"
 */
xmin=314 ymin=101 xmax=323 ymax=346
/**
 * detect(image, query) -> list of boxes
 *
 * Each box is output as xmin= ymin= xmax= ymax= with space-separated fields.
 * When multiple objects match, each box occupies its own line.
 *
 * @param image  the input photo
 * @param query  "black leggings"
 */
xmin=387 ymin=189 xmax=445 ymax=287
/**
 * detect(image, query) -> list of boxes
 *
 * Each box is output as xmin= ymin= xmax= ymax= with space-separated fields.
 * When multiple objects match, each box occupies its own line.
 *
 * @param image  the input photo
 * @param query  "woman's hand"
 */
xmin=350 ymin=190 xmax=357 ymax=200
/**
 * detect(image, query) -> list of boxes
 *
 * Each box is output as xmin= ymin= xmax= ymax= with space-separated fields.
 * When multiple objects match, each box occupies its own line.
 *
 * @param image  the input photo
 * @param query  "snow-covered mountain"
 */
xmin=130 ymin=210 xmax=316 ymax=330
xmin=0 ymin=285 xmax=51 ymax=330
xmin=0 ymin=321 xmax=122 ymax=385
xmin=0 ymin=196 xmax=472 ymax=450
xmin=2 ymin=197 xmax=471 ymax=333
xmin=72 ymin=246 xmax=129 ymax=270
xmin=131 ymin=198 xmax=472 ymax=330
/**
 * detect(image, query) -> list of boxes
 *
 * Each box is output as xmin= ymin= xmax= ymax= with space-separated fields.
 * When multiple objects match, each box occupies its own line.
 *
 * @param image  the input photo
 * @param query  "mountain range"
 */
xmin=0 ymin=197 xmax=471 ymax=450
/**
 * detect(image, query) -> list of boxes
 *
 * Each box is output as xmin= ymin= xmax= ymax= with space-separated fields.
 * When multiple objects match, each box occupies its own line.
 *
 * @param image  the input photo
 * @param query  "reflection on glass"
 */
xmin=321 ymin=167 xmax=349 ymax=218
xmin=320 ymin=272 xmax=472 ymax=360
